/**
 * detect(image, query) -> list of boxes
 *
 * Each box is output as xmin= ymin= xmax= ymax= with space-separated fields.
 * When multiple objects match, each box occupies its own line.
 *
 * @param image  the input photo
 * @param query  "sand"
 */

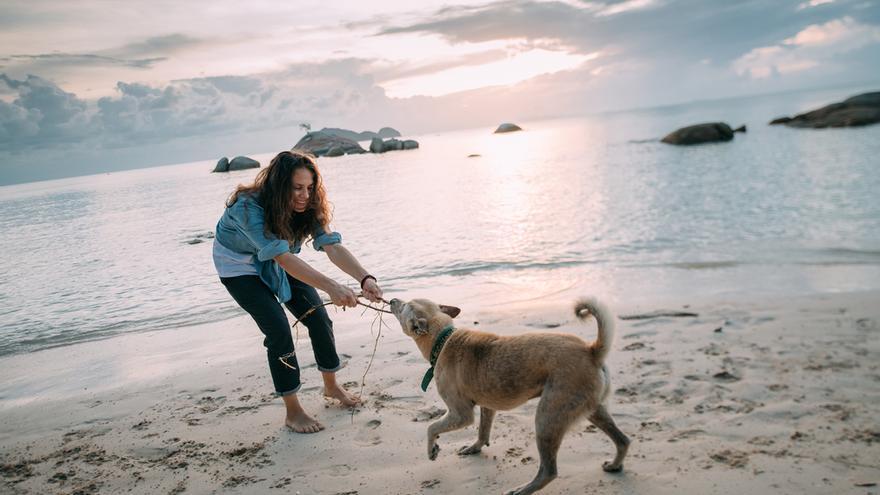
xmin=1 ymin=290 xmax=879 ymax=494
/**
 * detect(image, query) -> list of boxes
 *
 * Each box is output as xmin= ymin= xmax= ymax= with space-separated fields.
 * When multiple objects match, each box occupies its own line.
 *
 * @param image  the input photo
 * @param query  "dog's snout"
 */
xmin=390 ymin=298 xmax=401 ymax=308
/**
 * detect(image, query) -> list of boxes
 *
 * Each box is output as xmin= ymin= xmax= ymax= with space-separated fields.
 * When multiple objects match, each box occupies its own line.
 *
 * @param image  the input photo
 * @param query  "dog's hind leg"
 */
xmin=505 ymin=394 xmax=579 ymax=495
xmin=588 ymin=404 xmax=630 ymax=472
xmin=458 ymin=406 xmax=495 ymax=456
xmin=427 ymin=402 xmax=474 ymax=461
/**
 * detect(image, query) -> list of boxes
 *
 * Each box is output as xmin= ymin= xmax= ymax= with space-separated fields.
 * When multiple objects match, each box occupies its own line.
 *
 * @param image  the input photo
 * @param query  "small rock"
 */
xmin=494 ymin=123 xmax=522 ymax=133
xmin=712 ymin=371 xmax=741 ymax=382
xmin=212 ymin=156 xmax=230 ymax=173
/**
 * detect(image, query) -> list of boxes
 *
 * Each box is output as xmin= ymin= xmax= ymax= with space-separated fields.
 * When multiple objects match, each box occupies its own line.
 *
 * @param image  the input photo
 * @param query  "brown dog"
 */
xmin=389 ymin=297 xmax=630 ymax=495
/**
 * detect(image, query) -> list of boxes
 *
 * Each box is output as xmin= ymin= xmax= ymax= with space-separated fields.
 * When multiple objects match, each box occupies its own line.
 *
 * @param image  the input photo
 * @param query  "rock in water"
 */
xmin=377 ymin=127 xmax=401 ymax=138
xmin=228 ymin=156 xmax=260 ymax=171
xmin=293 ymin=131 xmax=367 ymax=157
xmin=494 ymin=123 xmax=522 ymax=133
xmin=768 ymin=91 xmax=880 ymax=128
xmin=212 ymin=156 xmax=229 ymax=173
xmin=661 ymin=122 xmax=744 ymax=145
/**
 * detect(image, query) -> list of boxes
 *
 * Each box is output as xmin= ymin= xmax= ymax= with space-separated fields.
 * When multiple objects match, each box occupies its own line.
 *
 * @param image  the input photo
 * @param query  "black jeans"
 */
xmin=220 ymin=275 xmax=342 ymax=395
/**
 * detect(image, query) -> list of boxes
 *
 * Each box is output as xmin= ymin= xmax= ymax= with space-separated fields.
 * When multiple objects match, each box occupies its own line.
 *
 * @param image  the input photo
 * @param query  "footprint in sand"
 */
xmin=413 ymin=406 xmax=446 ymax=422
xmin=667 ymin=429 xmax=705 ymax=443
xmin=709 ymin=449 xmax=749 ymax=468
xmin=196 ymin=395 xmax=227 ymax=413
xmin=856 ymin=318 xmax=876 ymax=331
xmin=623 ymin=342 xmax=653 ymax=351
xmin=698 ymin=343 xmax=728 ymax=356
xmin=319 ymin=464 xmax=353 ymax=477
xmin=131 ymin=420 xmax=151 ymax=431
xmin=354 ymin=419 xmax=383 ymax=446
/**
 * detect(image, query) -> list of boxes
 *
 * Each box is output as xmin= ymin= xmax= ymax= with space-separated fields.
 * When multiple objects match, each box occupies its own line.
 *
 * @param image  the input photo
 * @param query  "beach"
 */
xmin=2 ymin=288 xmax=878 ymax=494
xmin=1 ymin=87 xmax=879 ymax=494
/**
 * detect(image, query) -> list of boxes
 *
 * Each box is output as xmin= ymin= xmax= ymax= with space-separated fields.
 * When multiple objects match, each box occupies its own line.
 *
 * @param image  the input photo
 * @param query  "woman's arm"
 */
xmin=274 ymin=252 xmax=357 ymax=307
xmin=323 ymin=244 xmax=384 ymax=302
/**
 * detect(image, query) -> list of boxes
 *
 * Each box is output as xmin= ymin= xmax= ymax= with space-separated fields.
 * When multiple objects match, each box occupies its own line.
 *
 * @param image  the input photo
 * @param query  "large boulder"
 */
xmin=369 ymin=137 xmax=419 ymax=153
xmin=494 ymin=123 xmax=522 ymax=133
xmin=293 ymin=131 xmax=367 ymax=157
xmin=212 ymin=156 xmax=230 ymax=173
xmin=325 ymin=146 xmax=345 ymax=157
xmin=661 ymin=122 xmax=745 ymax=145
xmin=228 ymin=156 xmax=260 ymax=171
xmin=378 ymin=127 xmax=401 ymax=138
xmin=769 ymin=91 xmax=880 ymax=128
xmin=315 ymin=127 xmax=403 ymax=142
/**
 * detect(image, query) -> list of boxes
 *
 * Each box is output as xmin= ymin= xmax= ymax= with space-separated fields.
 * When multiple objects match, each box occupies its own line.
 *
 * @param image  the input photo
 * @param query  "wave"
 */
xmin=386 ymin=258 xmax=599 ymax=281
xmin=0 ymin=306 xmax=243 ymax=358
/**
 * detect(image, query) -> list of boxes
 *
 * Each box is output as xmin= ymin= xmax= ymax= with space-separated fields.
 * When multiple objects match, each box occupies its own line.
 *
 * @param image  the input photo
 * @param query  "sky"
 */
xmin=1 ymin=0 xmax=879 ymax=185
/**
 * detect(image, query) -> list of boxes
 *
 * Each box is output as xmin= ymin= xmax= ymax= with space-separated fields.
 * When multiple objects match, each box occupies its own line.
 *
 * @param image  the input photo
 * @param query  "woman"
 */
xmin=213 ymin=150 xmax=383 ymax=433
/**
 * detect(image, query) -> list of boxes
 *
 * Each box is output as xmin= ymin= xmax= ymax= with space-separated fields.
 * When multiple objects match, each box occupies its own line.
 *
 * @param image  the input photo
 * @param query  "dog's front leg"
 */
xmin=427 ymin=407 xmax=474 ymax=460
xmin=458 ymin=406 xmax=495 ymax=456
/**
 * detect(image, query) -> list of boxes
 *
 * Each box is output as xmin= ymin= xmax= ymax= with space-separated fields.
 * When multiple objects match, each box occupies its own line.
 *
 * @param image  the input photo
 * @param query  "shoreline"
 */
xmin=2 ymin=289 xmax=879 ymax=493
xmin=5 ymin=256 xmax=880 ymax=362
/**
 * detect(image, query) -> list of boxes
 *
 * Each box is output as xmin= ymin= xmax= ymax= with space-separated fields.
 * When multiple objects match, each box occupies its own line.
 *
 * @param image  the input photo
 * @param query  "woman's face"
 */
xmin=291 ymin=167 xmax=315 ymax=213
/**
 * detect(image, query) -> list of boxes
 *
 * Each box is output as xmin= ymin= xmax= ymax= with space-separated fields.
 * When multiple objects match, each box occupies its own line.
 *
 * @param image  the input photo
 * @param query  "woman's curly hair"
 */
xmin=227 ymin=150 xmax=332 ymax=245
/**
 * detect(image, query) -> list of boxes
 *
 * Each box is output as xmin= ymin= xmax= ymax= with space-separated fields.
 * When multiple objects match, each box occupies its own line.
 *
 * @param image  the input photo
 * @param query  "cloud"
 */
xmin=783 ymin=15 xmax=879 ymax=48
xmin=0 ymin=57 xmax=395 ymax=153
xmin=797 ymin=0 xmax=837 ymax=10
xmin=732 ymin=16 xmax=880 ymax=79
xmin=372 ymin=0 xmax=864 ymax=68
xmin=0 ymin=73 xmax=91 ymax=147
xmin=0 ymin=33 xmax=207 ymax=93
xmin=115 ymin=34 xmax=203 ymax=57
xmin=6 ymin=53 xmax=165 ymax=69
xmin=596 ymin=0 xmax=660 ymax=17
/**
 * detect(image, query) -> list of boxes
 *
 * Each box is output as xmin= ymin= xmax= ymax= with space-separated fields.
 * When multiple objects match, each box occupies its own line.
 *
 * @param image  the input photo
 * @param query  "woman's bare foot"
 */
xmin=323 ymin=385 xmax=362 ymax=407
xmin=285 ymin=410 xmax=324 ymax=433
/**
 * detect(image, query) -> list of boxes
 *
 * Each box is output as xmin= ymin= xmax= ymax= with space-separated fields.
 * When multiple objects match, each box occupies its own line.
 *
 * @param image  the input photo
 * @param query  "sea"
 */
xmin=1 ymin=84 xmax=879 ymax=358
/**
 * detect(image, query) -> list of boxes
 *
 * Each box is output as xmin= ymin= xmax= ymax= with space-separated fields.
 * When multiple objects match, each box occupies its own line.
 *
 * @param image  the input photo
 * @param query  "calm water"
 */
xmin=1 ymin=85 xmax=879 ymax=357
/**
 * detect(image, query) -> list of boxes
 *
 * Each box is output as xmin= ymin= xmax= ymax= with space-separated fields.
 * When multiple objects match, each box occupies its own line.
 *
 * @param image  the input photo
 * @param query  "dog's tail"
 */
xmin=575 ymin=297 xmax=615 ymax=363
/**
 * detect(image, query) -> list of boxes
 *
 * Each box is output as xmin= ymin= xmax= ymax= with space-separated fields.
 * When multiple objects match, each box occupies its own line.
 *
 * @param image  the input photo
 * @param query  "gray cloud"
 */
xmin=0 ymin=57 xmax=395 ymax=154
xmin=0 ymin=33 xmax=206 ymax=85
xmin=115 ymin=34 xmax=203 ymax=57
xmin=0 ymin=74 xmax=91 ymax=147
xmin=7 ymin=53 xmax=165 ymax=69
xmin=376 ymin=0 xmax=874 ymax=65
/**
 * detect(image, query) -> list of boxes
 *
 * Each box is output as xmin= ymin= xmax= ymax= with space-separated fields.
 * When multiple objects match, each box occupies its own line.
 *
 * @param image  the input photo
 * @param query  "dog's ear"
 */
xmin=439 ymin=305 xmax=461 ymax=318
xmin=413 ymin=317 xmax=429 ymax=335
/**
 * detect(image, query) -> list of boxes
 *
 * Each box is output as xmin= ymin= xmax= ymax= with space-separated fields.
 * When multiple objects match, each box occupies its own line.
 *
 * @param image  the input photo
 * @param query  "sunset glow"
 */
xmin=381 ymin=49 xmax=597 ymax=98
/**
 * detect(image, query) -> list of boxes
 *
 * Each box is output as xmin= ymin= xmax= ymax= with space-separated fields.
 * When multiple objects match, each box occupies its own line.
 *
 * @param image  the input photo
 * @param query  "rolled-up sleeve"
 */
xmin=227 ymin=197 xmax=291 ymax=261
xmin=312 ymin=227 xmax=342 ymax=252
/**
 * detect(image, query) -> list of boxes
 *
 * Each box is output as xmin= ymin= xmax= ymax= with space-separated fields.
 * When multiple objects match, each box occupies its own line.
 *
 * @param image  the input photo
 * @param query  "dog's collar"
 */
xmin=421 ymin=324 xmax=455 ymax=392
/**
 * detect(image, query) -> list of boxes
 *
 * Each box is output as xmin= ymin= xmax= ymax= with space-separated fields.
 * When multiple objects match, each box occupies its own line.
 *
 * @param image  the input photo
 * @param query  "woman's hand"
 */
xmin=327 ymin=282 xmax=357 ymax=308
xmin=361 ymin=278 xmax=383 ymax=303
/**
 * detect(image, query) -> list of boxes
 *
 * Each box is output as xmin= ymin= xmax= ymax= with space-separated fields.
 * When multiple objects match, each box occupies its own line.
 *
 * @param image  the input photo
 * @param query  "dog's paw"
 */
xmin=457 ymin=444 xmax=483 ymax=456
xmin=602 ymin=461 xmax=623 ymax=473
xmin=428 ymin=443 xmax=440 ymax=461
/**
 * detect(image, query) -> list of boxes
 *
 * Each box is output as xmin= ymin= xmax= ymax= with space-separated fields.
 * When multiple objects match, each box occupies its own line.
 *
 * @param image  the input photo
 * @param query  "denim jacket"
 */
xmin=214 ymin=193 xmax=341 ymax=303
